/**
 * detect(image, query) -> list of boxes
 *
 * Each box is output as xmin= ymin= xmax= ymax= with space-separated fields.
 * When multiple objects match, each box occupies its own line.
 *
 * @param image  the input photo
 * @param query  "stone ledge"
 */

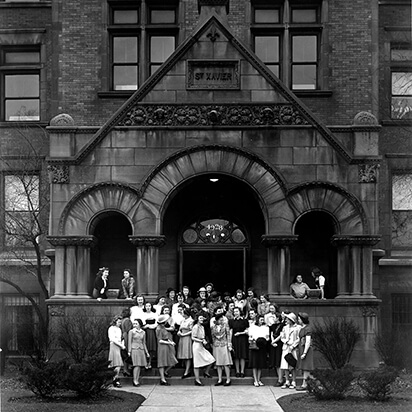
xmin=379 ymin=258 xmax=412 ymax=266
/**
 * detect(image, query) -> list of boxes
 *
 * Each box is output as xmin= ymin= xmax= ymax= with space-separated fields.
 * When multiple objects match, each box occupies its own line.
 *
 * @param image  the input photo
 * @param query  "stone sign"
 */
xmin=187 ymin=60 xmax=240 ymax=89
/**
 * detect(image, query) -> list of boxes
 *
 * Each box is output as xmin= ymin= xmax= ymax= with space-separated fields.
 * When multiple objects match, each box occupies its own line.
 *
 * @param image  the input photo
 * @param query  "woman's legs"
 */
xmin=133 ymin=366 xmax=141 ymax=385
xmin=302 ymin=370 xmax=310 ymax=387
xmin=281 ymin=369 xmax=290 ymax=387
xmin=224 ymin=365 xmax=231 ymax=383
xmin=257 ymin=368 xmax=262 ymax=384
xmin=290 ymin=368 xmax=297 ymax=387
xmin=253 ymin=367 xmax=258 ymax=384
xmin=216 ymin=366 xmax=223 ymax=383
xmin=276 ymin=367 xmax=282 ymax=383
xmin=194 ymin=367 xmax=201 ymax=382
xmin=240 ymin=359 xmax=246 ymax=375
xmin=184 ymin=359 xmax=192 ymax=375
xmin=159 ymin=366 xmax=166 ymax=381
xmin=234 ymin=359 xmax=240 ymax=374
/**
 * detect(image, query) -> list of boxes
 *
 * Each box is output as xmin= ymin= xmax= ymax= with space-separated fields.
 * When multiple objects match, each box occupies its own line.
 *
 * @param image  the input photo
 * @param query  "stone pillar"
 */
xmin=48 ymin=236 xmax=97 ymax=298
xmin=331 ymin=235 xmax=380 ymax=299
xmin=261 ymin=235 xmax=298 ymax=297
xmin=129 ymin=235 xmax=166 ymax=299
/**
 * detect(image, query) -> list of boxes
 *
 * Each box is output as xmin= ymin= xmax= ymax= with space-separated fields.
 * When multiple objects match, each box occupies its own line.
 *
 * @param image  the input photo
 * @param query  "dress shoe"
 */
xmin=240 ymin=373 xmax=245 ymax=378
xmin=181 ymin=373 xmax=191 ymax=379
xmin=164 ymin=372 xmax=170 ymax=378
xmin=224 ymin=381 xmax=231 ymax=386
xmin=195 ymin=380 xmax=204 ymax=386
xmin=214 ymin=381 xmax=223 ymax=386
xmin=160 ymin=380 xmax=170 ymax=386
xmin=295 ymin=386 xmax=307 ymax=391
xmin=235 ymin=372 xmax=240 ymax=377
xmin=133 ymin=382 xmax=140 ymax=387
xmin=203 ymin=372 xmax=211 ymax=378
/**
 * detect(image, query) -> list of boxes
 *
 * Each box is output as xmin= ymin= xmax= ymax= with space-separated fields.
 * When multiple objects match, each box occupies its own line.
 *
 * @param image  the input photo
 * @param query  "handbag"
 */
xmin=249 ymin=339 xmax=258 ymax=350
xmin=121 ymin=348 xmax=132 ymax=364
xmin=284 ymin=352 xmax=297 ymax=368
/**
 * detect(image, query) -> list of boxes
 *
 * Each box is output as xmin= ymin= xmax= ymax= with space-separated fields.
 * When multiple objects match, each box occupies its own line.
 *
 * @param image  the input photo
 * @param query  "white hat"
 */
xmin=157 ymin=314 xmax=170 ymax=324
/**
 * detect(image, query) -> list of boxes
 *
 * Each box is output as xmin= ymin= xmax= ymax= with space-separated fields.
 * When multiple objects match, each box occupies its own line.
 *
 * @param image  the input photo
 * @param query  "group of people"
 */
xmin=107 ymin=281 xmax=315 ymax=390
xmin=289 ymin=267 xmax=326 ymax=300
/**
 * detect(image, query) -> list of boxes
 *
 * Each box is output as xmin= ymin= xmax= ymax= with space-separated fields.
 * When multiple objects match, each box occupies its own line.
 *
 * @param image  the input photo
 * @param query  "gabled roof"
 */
xmin=57 ymin=9 xmax=353 ymax=164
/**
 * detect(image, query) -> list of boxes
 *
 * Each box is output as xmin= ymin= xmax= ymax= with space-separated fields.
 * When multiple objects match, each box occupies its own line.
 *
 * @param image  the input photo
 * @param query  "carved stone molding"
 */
xmin=360 ymin=306 xmax=379 ymax=317
xmin=359 ymin=164 xmax=379 ymax=183
xmin=261 ymin=235 xmax=299 ymax=247
xmin=48 ymin=235 xmax=97 ymax=247
xmin=48 ymin=164 xmax=69 ymax=184
xmin=129 ymin=235 xmax=166 ymax=248
xmin=353 ymin=111 xmax=378 ymax=126
xmin=49 ymin=305 xmax=65 ymax=316
xmin=50 ymin=113 xmax=75 ymax=126
xmin=331 ymin=235 xmax=381 ymax=246
xmin=118 ymin=104 xmax=310 ymax=127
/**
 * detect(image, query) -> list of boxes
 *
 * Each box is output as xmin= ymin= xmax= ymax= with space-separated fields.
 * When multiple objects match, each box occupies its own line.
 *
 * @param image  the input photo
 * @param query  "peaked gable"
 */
xmin=63 ymin=11 xmax=353 ymax=164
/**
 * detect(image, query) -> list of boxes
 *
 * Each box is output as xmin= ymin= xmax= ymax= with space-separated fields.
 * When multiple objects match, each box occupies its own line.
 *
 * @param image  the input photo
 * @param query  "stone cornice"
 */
xmin=261 ymin=235 xmax=299 ymax=247
xmin=47 ymin=236 xmax=97 ymax=247
xmin=129 ymin=235 xmax=166 ymax=247
xmin=331 ymin=235 xmax=381 ymax=246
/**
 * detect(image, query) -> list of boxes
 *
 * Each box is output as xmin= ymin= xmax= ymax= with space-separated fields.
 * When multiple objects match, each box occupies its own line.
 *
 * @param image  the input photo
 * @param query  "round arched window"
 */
xmin=182 ymin=218 xmax=247 ymax=245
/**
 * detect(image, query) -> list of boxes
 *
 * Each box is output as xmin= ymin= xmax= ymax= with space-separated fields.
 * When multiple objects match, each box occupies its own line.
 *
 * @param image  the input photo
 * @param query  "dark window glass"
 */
xmin=391 ymin=72 xmax=412 ymax=120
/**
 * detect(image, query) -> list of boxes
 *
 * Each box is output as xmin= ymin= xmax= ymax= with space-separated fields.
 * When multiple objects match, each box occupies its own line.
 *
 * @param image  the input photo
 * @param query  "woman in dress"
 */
xmin=246 ymin=287 xmax=258 ymax=315
xmin=120 ymin=308 xmax=133 ymax=377
xmin=232 ymin=289 xmax=247 ymax=316
xmin=154 ymin=296 xmax=167 ymax=316
xmin=142 ymin=301 xmax=158 ymax=369
xmin=211 ymin=313 xmax=233 ymax=386
xmin=108 ymin=315 xmax=125 ymax=387
xmin=130 ymin=294 xmax=145 ymax=322
xmin=228 ymin=306 xmax=249 ymax=378
xmin=248 ymin=315 xmax=270 ymax=387
xmin=296 ymin=312 xmax=313 ymax=391
xmin=118 ymin=268 xmax=136 ymax=300
xmin=192 ymin=313 xmax=215 ymax=386
xmin=165 ymin=287 xmax=176 ymax=307
xmin=279 ymin=312 xmax=300 ymax=389
xmin=268 ymin=310 xmax=285 ymax=386
xmin=182 ymin=285 xmax=195 ymax=306
xmin=177 ymin=308 xmax=194 ymax=378
xmin=128 ymin=319 xmax=149 ymax=386
xmin=93 ymin=267 xmax=109 ymax=300
xmin=156 ymin=314 xmax=178 ymax=386
xmin=264 ymin=303 xmax=279 ymax=327
xmin=257 ymin=294 xmax=271 ymax=316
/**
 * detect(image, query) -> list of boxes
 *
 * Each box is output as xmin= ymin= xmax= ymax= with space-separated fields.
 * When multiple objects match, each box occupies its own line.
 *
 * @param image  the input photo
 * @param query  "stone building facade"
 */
xmin=0 ymin=0 xmax=411 ymax=369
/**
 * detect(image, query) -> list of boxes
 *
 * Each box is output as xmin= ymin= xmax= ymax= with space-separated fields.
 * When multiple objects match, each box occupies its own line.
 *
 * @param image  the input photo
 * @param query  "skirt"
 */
xmin=177 ymin=334 xmax=193 ymax=359
xmin=232 ymin=334 xmax=248 ymax=360
xmin=213 ymin=345 xmax=233 ymax=367
xmin=108 ymin=342 xmax=124 ymax=367
xmin=193 ymin=341 xmax=215 ymax=368
xmin=131 ymin=347 xmax=147 ymax=367
xmin=157 ymin=342 xmax=178 ymax=368
xmin=280 ymin=347 xmax=298 ymax=370
xmin=248 ymin=347 xmax=267 ymax=369
xmin=145 ymin=328 xmax=157 ymax=353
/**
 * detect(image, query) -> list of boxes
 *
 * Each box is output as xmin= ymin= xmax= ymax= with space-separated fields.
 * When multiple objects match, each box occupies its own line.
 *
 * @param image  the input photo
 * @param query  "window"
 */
xmin=390 ymin=44 xmax=412 ymax=120
xmin=1 ymin=47 xmax=40 ymax=121
xmin=252 ymin=1 xmax=322 ymax=90
xmin=4 ymin=174 xmax=40 ymax=247
xmin=108 ymin=1 xmax=178 ymax=91
xmin=392 ymin=174 xmax=412 ymax=248
xmin=2 ymin=295 xmax=39 ymax=354
xmin=392 ymin=294 xmax=412 ymax=328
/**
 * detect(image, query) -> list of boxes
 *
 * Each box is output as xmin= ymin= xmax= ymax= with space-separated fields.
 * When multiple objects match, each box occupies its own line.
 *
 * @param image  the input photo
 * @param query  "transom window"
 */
xmin=182 ymin=218 xmax=247 ymax=245
xmin=252 ymin=0 xmax=322 ymax=90
xmin=1 ymin=48 xmax=40 ymax=121
xmin=392 ymin=173 xmax=412 ymax=248
xmin=108 ymin=0 xmax=178 ymax=91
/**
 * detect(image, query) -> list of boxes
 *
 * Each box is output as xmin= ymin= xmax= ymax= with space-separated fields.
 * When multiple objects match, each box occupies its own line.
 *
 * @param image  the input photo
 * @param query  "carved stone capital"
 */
xmin=49 ymin=305 xmax=65 ymax=316
xmin=359 ymin=164 xmax=379 ymax=183
xmin=261 ymin=235 xmax=299 ymax=247
xmin=47 ymin=235 xmax=97 ymax=247
xmin=48 ymin=164 xmax=70 ymax=184
xmin=331 ymin=235 xmax=381 ymax=246
xmin=129 ymin=235 xmax=166 ymax=248
xmin=360 ymin=305 xmax=379 ymax=317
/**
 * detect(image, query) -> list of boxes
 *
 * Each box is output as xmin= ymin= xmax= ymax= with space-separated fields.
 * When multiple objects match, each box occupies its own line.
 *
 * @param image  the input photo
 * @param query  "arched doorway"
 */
xmin=90 ymin=212 xmax=135 ymax=289
xmin=291 ymin=211 xmax=338 ymax=298
xmin=161 ymin=174 xmax=266 ymax=296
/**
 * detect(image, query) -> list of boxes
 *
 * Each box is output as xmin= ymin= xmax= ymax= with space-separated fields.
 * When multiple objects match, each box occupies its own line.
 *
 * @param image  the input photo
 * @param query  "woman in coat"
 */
xmin=211 ymin=313 xmax=233 ymax=386
xmin=296 ymin=312 xmax=314 ymax=390
xmin=228 ymin=306 xmax=249 ymax=378
xmin=93 ymin=267 xmax=109 ymax=300
xmin=142 ymin=301 xmax=158 ymax=370
xmin=248 ymin=315 xmax=269 ymax=387
xmin=128 ymin=318 xmax=149 ymax=386
xmin=156 ymin=314 xmax=178 ymax=386
xmin=177 ymin=308 xmax=194 ymax=378
xmin=108 ymin=315 xmax=125 ymax=387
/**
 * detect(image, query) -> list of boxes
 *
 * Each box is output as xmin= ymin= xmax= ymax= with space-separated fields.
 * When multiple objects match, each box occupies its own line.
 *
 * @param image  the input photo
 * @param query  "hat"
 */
xmin=205 ymin=283 xmax=214 ymax=288
xmin=198 ymin=287 xmax=206 ymax=292
xmin=256 ymin=337 xmax=267 ymax=349
xmin=285 ymin=312 xmax=297 ymax=323
xmin=298 ymin=312 xmax=309 ymax=323
xmin=157 ymin=314 xmax=170 ymax=324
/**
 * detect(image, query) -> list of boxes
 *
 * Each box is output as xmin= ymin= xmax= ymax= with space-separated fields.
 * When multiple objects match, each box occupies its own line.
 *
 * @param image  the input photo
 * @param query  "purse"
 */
xmin=249 ymin=339 xmax=258 ymax=350
xmin=284 ymin=352 xmax=297 ymax=368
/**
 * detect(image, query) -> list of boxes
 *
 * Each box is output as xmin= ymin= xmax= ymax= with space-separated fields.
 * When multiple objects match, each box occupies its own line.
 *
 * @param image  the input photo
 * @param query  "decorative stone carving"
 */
xmin=50 ymin=113 xmax=75 ymax=126
xmin=359 ymin=164 xmax=379 ymax=183
xmin=47 ymin=236 xmax=97 ymax=247
xmin=129 ymin=235 xmax=166 ymax=248
xmin=331 ymin=235 xmax=381 ymax=246
xmin=48 ymin=164 xmax=70 ymax=184
xmin=360 ymin=306 xmax=378 ymax=317
xmin=119 ymin=104 xmax=309 ymax=127
xmin=207 ymin=27 xmax=220 ymax=42
xmin=261 ymin=235 xmax=299 ymax=247
xmin=49 ymin=305 xmax=65 ymax=316
xmin=353 ymin=111 xmax=378 ymax=126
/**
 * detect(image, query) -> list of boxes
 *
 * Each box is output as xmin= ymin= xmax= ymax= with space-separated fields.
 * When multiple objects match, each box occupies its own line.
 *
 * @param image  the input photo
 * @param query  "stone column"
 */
xmin=48 ymin=236 xmax=97 ymax=298
xmin=331 ymin=235 xmax=380 ymax=299
xmin=261 ymin=235 xmax=298 ymax=297
xmin=129 ymin=235 xmax=166 ymax=299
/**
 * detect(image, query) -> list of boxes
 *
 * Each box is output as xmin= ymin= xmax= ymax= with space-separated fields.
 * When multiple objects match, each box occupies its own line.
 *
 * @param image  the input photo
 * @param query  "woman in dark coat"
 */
xmin=93 ymin=267 xmax=109 ymax=300
xmin=228 ymin=306 xmax=249 ymax=378
xmin=296 ymin=312 xmax=314 ymax=390
xmin=269 ymin=311 xmax=285 ymax=386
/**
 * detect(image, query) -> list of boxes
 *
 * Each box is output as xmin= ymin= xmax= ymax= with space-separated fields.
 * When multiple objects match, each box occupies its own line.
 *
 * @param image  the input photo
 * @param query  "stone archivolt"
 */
xmin=118 ymin=104 xmax=309 ymax=127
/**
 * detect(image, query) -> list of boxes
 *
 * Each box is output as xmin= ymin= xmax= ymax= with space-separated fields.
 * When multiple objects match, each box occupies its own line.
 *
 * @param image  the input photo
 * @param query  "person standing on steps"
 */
xmin=128 ymin=319 xmax=149 ymax=387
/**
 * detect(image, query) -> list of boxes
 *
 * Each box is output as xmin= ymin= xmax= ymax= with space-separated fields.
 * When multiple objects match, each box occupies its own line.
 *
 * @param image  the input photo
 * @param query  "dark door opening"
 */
xmin=182 ymin=249 xmax=244 ymax=296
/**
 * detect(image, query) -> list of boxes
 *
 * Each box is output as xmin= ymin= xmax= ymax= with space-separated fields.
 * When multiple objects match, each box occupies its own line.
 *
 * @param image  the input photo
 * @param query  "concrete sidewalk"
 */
xmin=114 ymin=382 xmax=298 ymax=411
